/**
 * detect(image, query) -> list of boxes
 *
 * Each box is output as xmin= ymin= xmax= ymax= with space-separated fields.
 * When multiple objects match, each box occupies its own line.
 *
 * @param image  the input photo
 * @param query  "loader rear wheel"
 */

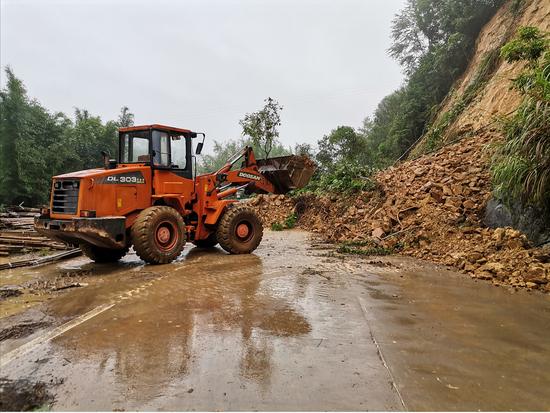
xmin=131 ymin=206 xmax=186 ymax=264
xmin=216 ymin=205 xmax=263 ymax=254
xmin=80 ymin=243 xmax=129 ymax=263
xmin=192 ymin=232 xmax=218 ymax=248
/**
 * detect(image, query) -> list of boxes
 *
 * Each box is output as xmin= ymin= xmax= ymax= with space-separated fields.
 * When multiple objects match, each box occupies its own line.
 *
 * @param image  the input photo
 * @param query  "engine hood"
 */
xmin=53 ymin=166 xmax=146 ymax=180
xmin=54 ymin=168 xmax=106 ymax=179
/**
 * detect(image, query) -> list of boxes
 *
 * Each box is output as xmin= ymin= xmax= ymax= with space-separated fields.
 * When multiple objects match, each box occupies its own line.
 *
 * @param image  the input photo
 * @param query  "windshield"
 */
xmin=120 ymin=131 xmax=150 ymax=163
xmin=119 ymin=129 xmax=188 ymax=169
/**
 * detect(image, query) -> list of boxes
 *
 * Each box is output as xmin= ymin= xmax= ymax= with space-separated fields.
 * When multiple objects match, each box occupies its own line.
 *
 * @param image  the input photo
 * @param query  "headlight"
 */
xmin=54 ymin=181 xmax=61 ymax=189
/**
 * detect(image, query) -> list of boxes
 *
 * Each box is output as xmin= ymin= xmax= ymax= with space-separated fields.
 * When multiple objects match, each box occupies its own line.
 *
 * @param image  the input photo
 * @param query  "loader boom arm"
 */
xmin=211 ymin=146 xmax=277 ymax=197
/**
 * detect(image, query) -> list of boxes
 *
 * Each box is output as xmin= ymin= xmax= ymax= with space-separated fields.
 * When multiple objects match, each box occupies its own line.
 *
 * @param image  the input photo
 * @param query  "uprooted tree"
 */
xmin=239 ymin=97 xmax=283 ymax=159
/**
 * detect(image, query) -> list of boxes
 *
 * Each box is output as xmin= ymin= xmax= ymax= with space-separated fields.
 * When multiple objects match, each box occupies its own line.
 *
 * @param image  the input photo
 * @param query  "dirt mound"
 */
xmin=249 ymin=132 xmax=550 ymax=293
xmin=0 ymin=378 xmax=54 ymax=411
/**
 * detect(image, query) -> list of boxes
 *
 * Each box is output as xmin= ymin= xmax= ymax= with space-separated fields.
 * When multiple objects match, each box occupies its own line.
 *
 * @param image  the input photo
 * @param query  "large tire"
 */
xmin=80 ymin=243 xmax=129 ymax=263
xmin=192 ymin=232 xmax=218 ymax=248
xmin=216 ymin=205 xmax=263 ymax=254
xmin=131 ymin=206 xmax=186 ymax=264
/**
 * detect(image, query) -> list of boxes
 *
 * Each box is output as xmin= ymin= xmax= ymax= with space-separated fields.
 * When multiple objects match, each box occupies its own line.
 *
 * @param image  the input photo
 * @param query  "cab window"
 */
xmin=152 ymin=131 xmax=170 ymax=166
xmin=171 ymin=135 xmax=187 ymax=169
xmin=120 ymin=132 xmax=150 ymax=163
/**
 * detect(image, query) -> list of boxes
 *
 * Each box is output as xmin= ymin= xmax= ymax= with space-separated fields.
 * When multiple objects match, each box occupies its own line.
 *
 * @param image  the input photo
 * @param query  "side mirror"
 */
xmin=196 ymin=142 xmax=204 ymax=155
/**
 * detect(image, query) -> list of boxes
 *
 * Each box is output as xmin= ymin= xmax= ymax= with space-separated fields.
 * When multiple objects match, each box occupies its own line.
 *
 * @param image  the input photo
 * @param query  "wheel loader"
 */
xmin=34 ymin=124 xmax=315 ymax=264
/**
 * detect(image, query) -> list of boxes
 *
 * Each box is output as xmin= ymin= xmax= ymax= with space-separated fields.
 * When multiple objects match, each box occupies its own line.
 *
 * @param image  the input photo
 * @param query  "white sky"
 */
xmin=1 ymin=0 xmax=405 ymax=153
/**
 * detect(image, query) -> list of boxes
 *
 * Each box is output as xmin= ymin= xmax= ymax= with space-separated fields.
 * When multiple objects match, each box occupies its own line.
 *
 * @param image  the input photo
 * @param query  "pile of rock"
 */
xmin=248 ymin=132 xmax=550 ymax=293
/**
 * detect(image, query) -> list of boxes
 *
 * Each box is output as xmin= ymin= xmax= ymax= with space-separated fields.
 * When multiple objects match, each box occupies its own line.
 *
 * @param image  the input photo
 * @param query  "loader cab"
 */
xmin=118 ymin=124 xmax=196 ymax=179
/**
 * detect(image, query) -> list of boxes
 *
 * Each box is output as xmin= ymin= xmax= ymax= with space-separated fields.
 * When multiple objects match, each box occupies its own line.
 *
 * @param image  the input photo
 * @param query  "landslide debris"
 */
xmin=248 ymin=132 xmax=550 ymax=293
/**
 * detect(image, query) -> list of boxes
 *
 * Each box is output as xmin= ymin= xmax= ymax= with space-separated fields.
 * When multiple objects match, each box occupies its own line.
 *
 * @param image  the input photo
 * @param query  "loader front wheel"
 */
xmin=80 ymin=243 xmax=129 ymax=263
xmin=217 ymin=205 xmax=263 ymax=254
xmin=131 ymin=206 xmax=186 ymax=264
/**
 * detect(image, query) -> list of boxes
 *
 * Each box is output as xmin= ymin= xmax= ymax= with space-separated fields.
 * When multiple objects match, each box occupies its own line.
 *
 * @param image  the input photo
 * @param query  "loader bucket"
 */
xmin=257 ymin=155 xmax=316 ymax=194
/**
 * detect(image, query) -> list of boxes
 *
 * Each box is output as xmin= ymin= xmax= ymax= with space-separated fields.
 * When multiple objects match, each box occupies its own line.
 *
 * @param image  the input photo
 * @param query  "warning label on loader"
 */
xmin=238 ymin=172 xmax=262 ymax=181
xmin=97 ymin=171 xmax=146 ymax=184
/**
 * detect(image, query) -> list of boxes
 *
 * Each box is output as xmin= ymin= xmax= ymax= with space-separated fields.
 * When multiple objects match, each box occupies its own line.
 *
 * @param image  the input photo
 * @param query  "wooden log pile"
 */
xmin=0 ymin=206 xmax=69 ymax=256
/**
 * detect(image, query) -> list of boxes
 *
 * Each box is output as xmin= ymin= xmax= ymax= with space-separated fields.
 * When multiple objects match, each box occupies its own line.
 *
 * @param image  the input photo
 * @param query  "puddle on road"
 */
xmin=0 ymin=231 xmax=401 ymax=411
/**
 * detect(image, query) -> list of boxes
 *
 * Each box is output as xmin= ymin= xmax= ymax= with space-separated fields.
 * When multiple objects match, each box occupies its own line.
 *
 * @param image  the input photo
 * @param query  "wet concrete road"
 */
xmin=1 ymin=230 xmax=549 ymax=411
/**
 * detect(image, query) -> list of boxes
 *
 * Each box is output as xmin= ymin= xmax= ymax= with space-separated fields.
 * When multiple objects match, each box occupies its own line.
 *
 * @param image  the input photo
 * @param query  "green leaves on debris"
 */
xmin=271 ymin=212 xmax=298 ymax=231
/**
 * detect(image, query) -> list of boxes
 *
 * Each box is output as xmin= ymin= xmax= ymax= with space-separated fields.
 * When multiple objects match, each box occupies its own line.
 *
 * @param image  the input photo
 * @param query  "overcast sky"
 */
xmin=1 ymin=0 xmax=405 ymax=153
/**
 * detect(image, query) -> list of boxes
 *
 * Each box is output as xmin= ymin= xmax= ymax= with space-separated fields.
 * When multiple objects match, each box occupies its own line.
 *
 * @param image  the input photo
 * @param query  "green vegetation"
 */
xmin=239 ymin=97 xmax=283 ymax=159
xmin=0 ymin=67 xmax=129 ymax=206
xmin=283 ymin=212 xmax=298 ymax=229
xmin=270 ymin=212 xmax=298 ymax=231
xmin=206 ymin=0 xmax=506 ymax=195
xmin=491 ymin=27 xmax=550 ymax=213
xmin=271 ymin=222 xmax=285 ymax=231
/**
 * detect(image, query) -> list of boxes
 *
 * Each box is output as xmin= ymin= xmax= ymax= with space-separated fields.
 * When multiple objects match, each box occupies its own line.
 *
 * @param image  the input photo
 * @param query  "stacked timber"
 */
xmin=0 ymin=206 xmax=69 ymax=256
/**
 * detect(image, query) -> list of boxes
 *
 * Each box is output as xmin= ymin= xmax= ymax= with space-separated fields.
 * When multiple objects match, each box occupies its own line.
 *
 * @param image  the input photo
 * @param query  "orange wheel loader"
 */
xmin=34 ymin=124 xmax=315 ymax=264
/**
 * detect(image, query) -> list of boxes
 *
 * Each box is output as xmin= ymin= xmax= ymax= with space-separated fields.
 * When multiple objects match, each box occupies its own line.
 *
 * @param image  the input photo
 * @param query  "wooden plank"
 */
xmin=0 ymin=249 xmax=82 ymax=271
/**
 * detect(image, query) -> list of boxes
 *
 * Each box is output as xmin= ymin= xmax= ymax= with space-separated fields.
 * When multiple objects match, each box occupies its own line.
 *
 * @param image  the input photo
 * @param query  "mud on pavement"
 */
xmin=1 ymin=230 xmax=549 ymax=411
xmin=0 ymin=377 xmax=55 ymax=411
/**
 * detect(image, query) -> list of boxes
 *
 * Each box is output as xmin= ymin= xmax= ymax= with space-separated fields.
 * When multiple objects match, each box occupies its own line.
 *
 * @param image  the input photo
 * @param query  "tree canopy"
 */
xmin=0 ymin=67 xmax=130 ymax=205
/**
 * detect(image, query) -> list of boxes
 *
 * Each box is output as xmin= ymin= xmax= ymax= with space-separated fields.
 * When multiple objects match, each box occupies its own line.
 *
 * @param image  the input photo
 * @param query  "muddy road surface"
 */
xmin=1 ymin=230 xmax=549 ymax=411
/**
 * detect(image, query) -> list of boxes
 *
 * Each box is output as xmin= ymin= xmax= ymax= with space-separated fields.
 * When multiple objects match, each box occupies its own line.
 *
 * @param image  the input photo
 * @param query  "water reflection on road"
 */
xmin=1 ymin=230 xmax=549 ymax=411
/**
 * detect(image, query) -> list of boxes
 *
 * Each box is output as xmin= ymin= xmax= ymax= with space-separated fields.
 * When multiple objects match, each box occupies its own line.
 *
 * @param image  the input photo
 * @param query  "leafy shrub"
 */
xmin=304 ymin=161 xmax=376 ymax=194
xmin=492 ymin=27 xmax=550 ymax=213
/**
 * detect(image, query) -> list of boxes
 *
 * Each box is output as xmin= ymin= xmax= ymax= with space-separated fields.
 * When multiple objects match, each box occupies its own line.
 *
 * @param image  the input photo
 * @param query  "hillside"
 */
xmin=412 ymin=0 xmax=550 ymax=155
xmin=250 ymin=0 xmax=550 ymax=293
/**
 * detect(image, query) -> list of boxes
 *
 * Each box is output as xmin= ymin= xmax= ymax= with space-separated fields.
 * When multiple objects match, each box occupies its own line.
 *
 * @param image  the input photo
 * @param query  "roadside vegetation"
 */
xmin=491 ymin=26 xmax=550 ymax=215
